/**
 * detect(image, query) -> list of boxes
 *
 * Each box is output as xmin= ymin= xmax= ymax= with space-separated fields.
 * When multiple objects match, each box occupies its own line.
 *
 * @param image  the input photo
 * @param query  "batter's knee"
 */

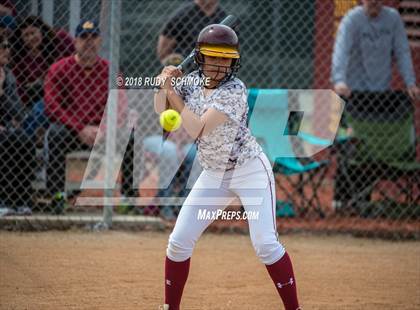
xmin=252 ymin=237 xmax=285 ymax=265
xmin=166 ymin=233 xmax=195 ymax=262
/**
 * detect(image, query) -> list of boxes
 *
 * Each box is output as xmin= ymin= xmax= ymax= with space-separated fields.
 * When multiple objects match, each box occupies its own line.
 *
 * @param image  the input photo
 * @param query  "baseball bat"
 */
xmin=161 ymin=15 xmax=239 ymax=145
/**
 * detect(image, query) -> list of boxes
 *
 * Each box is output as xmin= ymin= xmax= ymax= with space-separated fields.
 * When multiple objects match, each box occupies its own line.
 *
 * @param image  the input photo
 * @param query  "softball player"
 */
xmin=155 ymin=24 xmax=300 ymax=310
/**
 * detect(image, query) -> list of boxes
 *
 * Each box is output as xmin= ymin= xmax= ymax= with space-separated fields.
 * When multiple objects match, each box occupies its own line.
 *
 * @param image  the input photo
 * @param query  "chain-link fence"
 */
xmin=1 ymin=0 xmax=419 ymax=239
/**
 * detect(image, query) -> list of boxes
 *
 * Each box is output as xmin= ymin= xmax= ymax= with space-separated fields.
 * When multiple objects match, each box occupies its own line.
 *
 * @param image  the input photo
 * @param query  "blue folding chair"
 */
xmin=247 ymin=88 xmax=330 ymax=218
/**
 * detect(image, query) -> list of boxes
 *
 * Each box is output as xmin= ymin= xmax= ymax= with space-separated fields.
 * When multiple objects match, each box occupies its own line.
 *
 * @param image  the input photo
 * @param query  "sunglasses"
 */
xmin=0 ymin=43 xmax=11 ymax=49
xmin=79 ymin=33 xmax=99 ymax=40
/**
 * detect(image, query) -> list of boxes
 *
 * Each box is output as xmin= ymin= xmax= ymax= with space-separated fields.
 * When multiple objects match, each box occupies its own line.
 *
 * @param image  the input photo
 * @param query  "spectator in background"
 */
xmin=154 ymin=0 xmax=225 ymax=215
xmin=0 ymin=34 xmax=35 ymax=215
xmin=12 ymin=16 xmax=74 ymax=107
xmin=331 ymin=0 xmax=420 ymax=212
xmin=0 ymin=0 xmax=16 ymax=52
xmin=11 ymin=16 xmax=75 ymax=142
xmin=143 ymin=52 xmax=201 ymax=219
xmin=332 ymin=0 xmax=419 ymax=100
xmin=0 ymin=15 xmax=15 ymax=38
xmin=0 ymin=0 xmax=16 ymax=17
xmin=44 ymin=20 xmax=134 ymax=204
xmin=157 ymin=0 xmax=226 ymax=64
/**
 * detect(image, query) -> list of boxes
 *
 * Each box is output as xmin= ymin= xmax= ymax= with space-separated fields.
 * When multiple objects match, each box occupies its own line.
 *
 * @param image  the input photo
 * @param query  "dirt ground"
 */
xmin=0 ymin=231 xmax=419 ymax=310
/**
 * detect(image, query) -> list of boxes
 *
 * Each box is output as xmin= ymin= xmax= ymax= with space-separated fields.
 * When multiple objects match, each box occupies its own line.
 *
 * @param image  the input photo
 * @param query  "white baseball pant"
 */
xmin=166 ymin=152 xmax=285 ymax=265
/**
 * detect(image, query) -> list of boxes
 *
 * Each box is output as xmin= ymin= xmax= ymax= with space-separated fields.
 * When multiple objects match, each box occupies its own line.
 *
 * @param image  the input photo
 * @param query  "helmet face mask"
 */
xmin=194 ymin=24 xmax=241 ymax=88
xmin=195 ymin=53 xmax=240 ymax=84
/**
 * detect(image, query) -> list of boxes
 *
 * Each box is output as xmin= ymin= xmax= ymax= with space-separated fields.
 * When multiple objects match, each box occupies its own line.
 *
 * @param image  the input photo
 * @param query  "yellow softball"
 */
xmin=159 ymin=109 xmax=182 ymax=132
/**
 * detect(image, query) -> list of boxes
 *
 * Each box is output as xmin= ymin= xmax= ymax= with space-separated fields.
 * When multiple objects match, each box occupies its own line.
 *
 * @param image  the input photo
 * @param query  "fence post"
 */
xmin=102 ymin=0 xmax=121 ymax=229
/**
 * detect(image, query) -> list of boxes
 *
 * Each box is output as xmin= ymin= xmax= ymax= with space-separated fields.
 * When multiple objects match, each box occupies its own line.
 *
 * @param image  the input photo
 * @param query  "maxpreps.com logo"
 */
xmin=197 ymin=209 xmax=259 ymax=221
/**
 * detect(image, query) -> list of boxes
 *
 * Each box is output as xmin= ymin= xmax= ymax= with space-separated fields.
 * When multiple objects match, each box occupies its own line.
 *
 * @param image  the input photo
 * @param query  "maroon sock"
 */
xmin=165 ymin=256 xmax=190 ymax=310
xmin=265 ymin=252 xmax=300 ymax=310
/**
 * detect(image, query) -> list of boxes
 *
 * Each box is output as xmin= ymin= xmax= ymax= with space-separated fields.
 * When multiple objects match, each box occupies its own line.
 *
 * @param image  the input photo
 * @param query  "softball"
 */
xmin=159 ymin=109 xmax=182 ymax=132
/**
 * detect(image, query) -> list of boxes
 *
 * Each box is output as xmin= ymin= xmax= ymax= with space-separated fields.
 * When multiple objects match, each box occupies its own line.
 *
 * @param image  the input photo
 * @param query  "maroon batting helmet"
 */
xmin=194 ymin=24 xmax=240 ymax=86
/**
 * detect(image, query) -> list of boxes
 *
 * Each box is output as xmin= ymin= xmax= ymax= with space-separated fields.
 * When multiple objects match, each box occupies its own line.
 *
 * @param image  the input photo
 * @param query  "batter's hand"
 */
xmin=334 ymin=82 xmax=351 ymax=98
xmin=156 ymin=66 xmax=183 ymax=90
xmin=407 ymin=85 xmax=420 ymax=101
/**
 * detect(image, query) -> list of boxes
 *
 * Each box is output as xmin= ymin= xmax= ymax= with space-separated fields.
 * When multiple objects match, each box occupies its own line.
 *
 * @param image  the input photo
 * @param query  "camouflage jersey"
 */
xmin=174 ymin=71 xmax=262 ymax=171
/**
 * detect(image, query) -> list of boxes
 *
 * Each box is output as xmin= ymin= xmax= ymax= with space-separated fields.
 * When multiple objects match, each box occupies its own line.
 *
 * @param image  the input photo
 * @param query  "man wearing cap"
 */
xmin=44 ymin=20 xmax=134 ymax=204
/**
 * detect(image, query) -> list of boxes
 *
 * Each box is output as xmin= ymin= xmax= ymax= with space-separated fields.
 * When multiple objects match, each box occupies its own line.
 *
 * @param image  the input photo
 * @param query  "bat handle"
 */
xmin=177 ymin=50 xmax=195 ymax=72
